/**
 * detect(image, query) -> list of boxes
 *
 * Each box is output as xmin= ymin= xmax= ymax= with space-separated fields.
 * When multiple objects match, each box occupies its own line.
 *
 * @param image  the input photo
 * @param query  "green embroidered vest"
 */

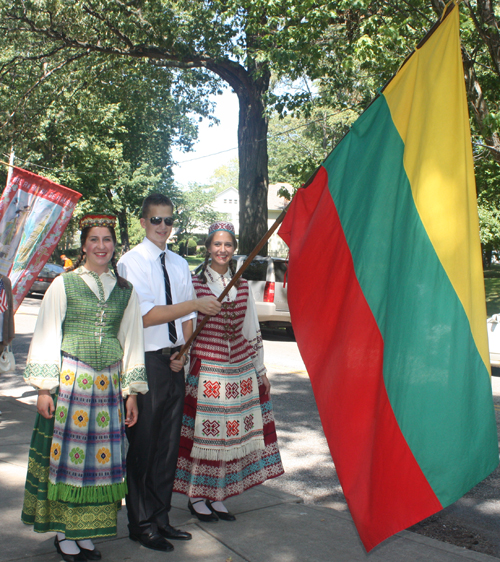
xmin=61 ymin=273 xmax=132 ymax=370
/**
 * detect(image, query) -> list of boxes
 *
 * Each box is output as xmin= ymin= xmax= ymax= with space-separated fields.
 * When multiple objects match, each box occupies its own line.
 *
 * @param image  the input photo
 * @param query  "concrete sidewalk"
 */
xmin=0 ymin=395 xmax=497 ymax=562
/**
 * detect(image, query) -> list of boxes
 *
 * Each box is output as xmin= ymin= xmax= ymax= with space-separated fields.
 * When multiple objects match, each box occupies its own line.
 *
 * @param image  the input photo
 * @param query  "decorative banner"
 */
xmin=279 ymin=4 xmax=498 ymax=552
xmin=0 ymin=167 xmax=81 ymax=311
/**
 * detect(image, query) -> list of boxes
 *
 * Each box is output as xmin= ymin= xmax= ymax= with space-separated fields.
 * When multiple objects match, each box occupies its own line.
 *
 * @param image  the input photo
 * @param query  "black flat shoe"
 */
xmin=206 ymin=500 xmax=236 ymax=521
xmin=129 ymin=531 xmax=174 ymax=552
xmin=188 ymin=499 xmax=218 ymax=522
xmin=78 ymin=544 xmax=102 ymax=560
xmin=54 ymin=537 xmax=87 ymax=562
xmin=158 ymin=524 xmax=192 ymax=540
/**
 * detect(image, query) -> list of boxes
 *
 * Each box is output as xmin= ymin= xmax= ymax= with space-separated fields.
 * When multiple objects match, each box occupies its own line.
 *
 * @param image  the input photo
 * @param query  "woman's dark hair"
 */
xmin=68 ymin=226 xmax=130 ymax=289
xmin=198 ymin=230 xmax=239 ymax=287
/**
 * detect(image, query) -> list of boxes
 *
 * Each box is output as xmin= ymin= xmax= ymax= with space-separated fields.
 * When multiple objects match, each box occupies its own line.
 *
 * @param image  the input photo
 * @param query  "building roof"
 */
xmin=214 ymin=183 xmax=290 ymax=210
xmin=215 ymin=186 xmax=239 ymax=198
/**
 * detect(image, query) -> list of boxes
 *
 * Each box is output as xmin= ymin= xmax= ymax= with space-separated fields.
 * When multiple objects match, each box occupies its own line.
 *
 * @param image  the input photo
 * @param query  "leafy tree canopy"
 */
xmin=1 ymin=0 xmax=499 ymax=254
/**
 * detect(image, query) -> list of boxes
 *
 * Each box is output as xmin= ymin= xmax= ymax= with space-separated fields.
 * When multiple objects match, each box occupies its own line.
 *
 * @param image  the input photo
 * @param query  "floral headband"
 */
xmin=208 ymin=221 xmax=235 ymax=235
xmin=79 ymin=214 xmax=117 ymax=230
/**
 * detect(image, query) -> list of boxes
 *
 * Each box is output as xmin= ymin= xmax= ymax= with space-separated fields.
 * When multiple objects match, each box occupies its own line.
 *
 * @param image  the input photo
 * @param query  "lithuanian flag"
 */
xmin=279 ymin=3 xmax=498 ymax=551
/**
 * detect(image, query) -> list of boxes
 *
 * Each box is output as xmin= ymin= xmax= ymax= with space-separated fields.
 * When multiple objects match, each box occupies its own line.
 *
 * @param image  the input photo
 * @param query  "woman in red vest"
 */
xmin=173 ymin=222 xmax=283 ymax=521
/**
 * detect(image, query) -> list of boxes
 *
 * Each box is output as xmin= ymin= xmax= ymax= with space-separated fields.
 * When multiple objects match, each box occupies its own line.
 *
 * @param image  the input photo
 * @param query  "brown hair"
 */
xmin=141 ymin=193 xmax=174 ymax=218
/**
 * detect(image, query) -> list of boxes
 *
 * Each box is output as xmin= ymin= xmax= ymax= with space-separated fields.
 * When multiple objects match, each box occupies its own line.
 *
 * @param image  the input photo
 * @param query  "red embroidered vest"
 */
xmin=191 ymin=277 xmax=255 ymax=363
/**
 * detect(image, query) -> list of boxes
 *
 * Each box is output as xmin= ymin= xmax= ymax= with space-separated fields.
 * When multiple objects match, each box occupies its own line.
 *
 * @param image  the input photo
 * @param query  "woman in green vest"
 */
xmin=22 ymin=214 xmax=148 ymax=562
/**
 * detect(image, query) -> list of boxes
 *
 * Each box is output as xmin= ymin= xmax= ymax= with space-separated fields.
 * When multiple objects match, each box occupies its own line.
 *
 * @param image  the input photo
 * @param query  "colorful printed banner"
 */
xmin=279 ymin=4 xmax=498 ymax=551
xmin=0 ymin=167 xmax=81 ymax=311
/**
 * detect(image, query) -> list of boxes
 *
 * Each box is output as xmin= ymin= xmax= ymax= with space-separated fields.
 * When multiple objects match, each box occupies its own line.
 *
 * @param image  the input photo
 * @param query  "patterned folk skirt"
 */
xmin=21 ymin=355 xmax=126 ymax=539
xmin=174 ymin=356 xmax=284 ymax=501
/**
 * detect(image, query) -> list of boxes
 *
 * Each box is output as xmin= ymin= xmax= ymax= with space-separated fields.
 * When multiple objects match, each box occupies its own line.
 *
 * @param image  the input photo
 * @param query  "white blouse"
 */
xmin=24 ymin=267 xmax=147 ymax=396
xmin=204 ymin=265 xmax=266 ymax=377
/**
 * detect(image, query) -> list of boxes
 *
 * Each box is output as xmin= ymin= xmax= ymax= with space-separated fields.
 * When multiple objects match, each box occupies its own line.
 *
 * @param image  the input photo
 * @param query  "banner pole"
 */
xmin=6 ymin=150 xmax=14 ymax=187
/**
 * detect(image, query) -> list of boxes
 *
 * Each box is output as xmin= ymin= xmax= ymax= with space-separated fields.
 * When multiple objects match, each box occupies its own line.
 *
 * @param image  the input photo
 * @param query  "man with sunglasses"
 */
xmin=118 ymin=193 xmax=221 ymax=553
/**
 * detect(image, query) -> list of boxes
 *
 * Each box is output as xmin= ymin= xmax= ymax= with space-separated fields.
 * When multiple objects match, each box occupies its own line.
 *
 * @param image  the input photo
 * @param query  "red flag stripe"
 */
xmin=280 ymin=167 xmax=442 ymax=550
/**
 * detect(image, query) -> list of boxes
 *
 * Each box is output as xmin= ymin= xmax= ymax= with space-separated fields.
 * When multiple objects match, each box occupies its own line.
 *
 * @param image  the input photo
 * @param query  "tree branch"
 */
xmin=1 ymin=50 xmax=90 ymax=130
xmin=82 ymin=2 xmax=135 ymax=50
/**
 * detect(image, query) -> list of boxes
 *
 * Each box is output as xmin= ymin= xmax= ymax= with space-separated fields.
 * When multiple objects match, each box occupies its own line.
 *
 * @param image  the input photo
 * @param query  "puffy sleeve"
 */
xmin=23 ymin=275 xmax=67 ymax=393
xmin=242 ymin=286 xmax=266 ymax=378
xmin=117 ymin=288 xmax=148 ymax=397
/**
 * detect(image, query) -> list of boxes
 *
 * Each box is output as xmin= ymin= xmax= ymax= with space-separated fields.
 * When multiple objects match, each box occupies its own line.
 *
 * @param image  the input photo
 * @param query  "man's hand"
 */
xmin=196 ymin=295 xmax=222 ymax=316
xmin=170 ymin=351 xmax=188 ymax=372
xmin=125 ymin=395 xmax=139 ymax=427
xmin=37 ymin=390 xmax=55 ymax=419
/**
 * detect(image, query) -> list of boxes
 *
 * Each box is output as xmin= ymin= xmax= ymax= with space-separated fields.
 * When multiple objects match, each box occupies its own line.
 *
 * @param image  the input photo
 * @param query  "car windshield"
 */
xmin=240 ymin=260 xmax=267 ymax=281
xmin=273 ymin=261 xmax=287 ymax=282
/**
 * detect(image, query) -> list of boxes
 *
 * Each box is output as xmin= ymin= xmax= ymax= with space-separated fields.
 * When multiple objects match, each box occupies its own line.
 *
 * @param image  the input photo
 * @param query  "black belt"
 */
xmin=146 ymin=346 xmax=181 ymax=356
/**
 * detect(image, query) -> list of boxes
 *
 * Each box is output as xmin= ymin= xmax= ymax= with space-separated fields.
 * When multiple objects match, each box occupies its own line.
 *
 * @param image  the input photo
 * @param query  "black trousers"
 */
xmin=126 ymin=352 xmax=185 ymax=535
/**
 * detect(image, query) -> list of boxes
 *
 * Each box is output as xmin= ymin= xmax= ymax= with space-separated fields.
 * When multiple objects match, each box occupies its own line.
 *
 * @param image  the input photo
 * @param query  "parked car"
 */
xmin=29 ymin=263 xmax=65 ymax=295
xmin=487 ymin=315 xmax=500 ymax=369
xmin=195 ymin=255 xmax=291 ymax=332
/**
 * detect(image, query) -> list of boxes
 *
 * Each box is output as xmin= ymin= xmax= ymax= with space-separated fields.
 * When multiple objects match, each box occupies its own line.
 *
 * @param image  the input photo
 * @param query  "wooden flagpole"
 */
xmin=178 ymin=2 xmax=458 ymax=360
xmin=177 ymin=204 xmax=289 ymax=359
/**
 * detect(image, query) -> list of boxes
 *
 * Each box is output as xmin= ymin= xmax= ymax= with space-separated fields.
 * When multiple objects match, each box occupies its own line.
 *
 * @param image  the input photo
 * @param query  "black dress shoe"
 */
xmin=78 ymin=544 xmax=102 ymax=560
xmin=188 ymin=499 xmax=218 ymax=522
xmin=129 ymin=531 xmax=174 ymax=552
xmin=158 ymin=524 xmax=192 ymax=540
xmin=206 ymin=500 xmax=236 ymax=521
xmin=54 ymin=537 xmax=87 ymax=562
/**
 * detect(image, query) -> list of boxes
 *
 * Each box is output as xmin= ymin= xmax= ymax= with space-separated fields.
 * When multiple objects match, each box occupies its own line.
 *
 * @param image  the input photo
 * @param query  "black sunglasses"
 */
xmin=149 ymin=216 xmax=174 ymax=226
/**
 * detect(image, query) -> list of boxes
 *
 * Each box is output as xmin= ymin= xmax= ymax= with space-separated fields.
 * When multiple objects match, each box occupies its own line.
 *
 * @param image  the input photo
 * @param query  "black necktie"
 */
xmin=160 ymin=252 xmax=178 ymax=345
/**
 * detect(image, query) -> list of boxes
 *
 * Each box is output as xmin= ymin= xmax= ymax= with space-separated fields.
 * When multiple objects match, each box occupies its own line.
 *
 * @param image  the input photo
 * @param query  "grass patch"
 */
xmin=184 ymin=256 xmax=204 ymax=271
xmin=485 ymin=277 xmax=500 ymax=317
xmin=484 ymin=265 xmax=500 ymax=278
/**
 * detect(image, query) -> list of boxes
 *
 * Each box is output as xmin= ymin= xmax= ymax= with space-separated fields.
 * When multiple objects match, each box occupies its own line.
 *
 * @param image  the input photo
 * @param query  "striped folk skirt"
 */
xmin=174 ymin=357 xmax=284 ymax=501
xmin=21 ymin=355 xmax=126 ymax=539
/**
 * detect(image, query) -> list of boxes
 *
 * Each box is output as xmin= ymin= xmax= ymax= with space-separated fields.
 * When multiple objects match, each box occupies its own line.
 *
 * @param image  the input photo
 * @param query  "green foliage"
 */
xmin=268 ymin=105 xmax=358 ymax=193
xmin=478 ymin=206 xmax=500 ymax=247
xmin=126 ymin=216 xmax=145 ymax=251
xmin=204 ymin=160 xmax=239 ymax=194
xmin=186 ymin=237 xmax=198 ymax=255
xmin=171 ymin=182 xmax=225 ymax=255
xmin=0 ymin=52 xmax=210 ymax=247
xmin=1 ymin=0 xmax=500 ymax=256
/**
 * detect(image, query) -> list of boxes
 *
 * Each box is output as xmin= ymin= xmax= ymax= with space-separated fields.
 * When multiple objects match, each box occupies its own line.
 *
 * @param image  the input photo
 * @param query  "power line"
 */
xmin=175 ymin=107 xmax=356 ymax=165
xmin=2 ymin=107 xmax=357 ymax=174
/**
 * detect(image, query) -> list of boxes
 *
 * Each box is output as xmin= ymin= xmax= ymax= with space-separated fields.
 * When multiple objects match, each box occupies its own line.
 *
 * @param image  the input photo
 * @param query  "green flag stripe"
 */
xmin=324 ymin=95 xmax=497 ymax=505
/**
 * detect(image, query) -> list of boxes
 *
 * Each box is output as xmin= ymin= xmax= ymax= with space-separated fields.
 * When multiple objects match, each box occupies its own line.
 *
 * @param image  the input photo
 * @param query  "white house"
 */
xmin=214 ymin=187 xmax=239 ymax=231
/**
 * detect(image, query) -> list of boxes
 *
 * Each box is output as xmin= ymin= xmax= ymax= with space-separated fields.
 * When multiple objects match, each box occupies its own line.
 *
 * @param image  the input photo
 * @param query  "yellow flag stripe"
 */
xmin=383 ymin=6 xmax=489 ymax=372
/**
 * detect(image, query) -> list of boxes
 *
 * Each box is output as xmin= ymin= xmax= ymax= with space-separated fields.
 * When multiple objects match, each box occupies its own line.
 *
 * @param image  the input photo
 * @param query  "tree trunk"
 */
xmin=117 ymin=210 xmax=130 ymax=254
xmin=466 ymin=0 xmax=500 ymax=79
xmin=462 ymin=46 xmax=500 ymax=164
xmin=236 ymin=86 xmax=269 ymax=255
xmin=207 ymin=55 xmax=271 ymax=256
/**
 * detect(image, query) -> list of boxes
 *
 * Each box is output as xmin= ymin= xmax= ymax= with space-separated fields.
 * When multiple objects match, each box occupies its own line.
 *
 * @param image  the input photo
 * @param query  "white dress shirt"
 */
xmin=118 ymin=237 xmax=196 ymax=352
